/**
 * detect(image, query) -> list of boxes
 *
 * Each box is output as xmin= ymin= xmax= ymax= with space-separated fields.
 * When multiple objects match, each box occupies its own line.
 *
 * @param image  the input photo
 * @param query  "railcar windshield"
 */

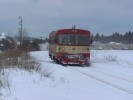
xmin=59 ymin=34 xmax=76 ymax=45
xmin=78 ymin=35 xmax=90 ymax=45
xmin=58 ymin=34 xmax=91 ymax=45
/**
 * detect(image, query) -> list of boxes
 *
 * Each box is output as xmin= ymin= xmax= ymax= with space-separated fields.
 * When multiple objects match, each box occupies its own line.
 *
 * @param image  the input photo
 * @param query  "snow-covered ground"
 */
xmin=1 ymin=50 xmax=133 ymax=100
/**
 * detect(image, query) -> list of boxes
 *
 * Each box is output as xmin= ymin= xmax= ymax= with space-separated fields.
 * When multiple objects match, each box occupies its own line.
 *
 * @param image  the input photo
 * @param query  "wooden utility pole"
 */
xmin=19 ymin=16 xmax=23 ymax=46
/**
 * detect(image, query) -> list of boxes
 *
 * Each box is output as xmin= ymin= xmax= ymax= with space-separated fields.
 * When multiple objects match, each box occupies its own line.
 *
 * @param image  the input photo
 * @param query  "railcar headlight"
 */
xmin=87 ymin=48 xmax=89 ymax=51
xmin=58 ymin=47 xmax=61 ymax=50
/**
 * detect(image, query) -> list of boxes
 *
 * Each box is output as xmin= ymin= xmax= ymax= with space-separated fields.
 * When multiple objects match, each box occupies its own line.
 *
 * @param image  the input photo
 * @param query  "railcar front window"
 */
xmin=78 ymin=35 xmax=90 ymax=45
xmin=59 ymin=34 xmax=91 ymax=45
xmin=59 ymin=34 xmax=76 ymax=45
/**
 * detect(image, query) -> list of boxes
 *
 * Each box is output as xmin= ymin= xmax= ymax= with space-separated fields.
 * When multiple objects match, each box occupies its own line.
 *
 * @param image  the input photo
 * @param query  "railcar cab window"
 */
xmin=58 ymin=34 xmax=91 ymax=45
xmin=59 ymin=34 xmax=76 ymax=45
xmin=77 ymin=35 xmax=91 ymax=45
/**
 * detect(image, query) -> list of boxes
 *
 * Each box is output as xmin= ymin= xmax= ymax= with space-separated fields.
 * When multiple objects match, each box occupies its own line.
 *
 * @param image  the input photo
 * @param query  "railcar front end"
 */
xmin=49 ymin=29 xmax=92 ymax=66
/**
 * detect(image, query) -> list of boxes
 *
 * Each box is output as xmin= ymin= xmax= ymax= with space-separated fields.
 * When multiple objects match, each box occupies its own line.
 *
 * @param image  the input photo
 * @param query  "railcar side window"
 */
xmin=49 ymin=37 xmax=55 ymax=44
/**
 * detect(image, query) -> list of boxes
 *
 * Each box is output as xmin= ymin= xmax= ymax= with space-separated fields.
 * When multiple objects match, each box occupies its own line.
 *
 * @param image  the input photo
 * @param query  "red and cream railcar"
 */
xmin=49 ymin=28 xmax=92 ymax=65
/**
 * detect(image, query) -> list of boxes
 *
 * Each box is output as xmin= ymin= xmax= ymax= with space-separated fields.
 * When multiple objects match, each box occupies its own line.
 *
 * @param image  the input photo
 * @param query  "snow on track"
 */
xmin=69 ymin=66 xmax=133 ymax=95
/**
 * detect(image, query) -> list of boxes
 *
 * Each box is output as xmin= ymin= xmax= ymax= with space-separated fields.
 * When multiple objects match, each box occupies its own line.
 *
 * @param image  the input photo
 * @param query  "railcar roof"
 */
xmin=49 ymin=29 xmax=91 ymax=36
xmin=57 ymin=29 xmax=90 ymax=33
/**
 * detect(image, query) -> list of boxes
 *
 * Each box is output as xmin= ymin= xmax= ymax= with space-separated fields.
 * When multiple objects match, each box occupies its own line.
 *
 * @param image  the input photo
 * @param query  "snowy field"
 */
xmin=1 ymin=50 xmax=133 ymax=100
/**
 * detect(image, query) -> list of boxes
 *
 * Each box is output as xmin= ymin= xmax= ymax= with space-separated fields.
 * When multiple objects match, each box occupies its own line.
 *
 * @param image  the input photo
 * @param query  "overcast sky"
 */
xmin=0 ymin=0 xmax=133 ymax=38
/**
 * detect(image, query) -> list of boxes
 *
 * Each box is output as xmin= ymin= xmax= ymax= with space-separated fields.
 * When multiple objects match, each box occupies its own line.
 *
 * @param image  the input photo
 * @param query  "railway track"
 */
xmin=69 ymin=66 xmax=133 ymax=95
xmin=38 ymin=59 xmax=133 ymax=95
xmin=90 ymin=67 xmax=133 ymax=83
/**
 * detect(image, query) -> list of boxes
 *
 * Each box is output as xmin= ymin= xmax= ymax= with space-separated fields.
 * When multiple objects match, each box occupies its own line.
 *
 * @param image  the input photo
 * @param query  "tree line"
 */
xmin=92 ymin=31 xmax=133 ymax=44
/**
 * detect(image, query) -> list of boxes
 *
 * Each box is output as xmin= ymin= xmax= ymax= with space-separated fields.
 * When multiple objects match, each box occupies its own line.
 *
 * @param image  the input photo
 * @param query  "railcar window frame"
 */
xmin=58 ymin=33 xmax=91 ymax=46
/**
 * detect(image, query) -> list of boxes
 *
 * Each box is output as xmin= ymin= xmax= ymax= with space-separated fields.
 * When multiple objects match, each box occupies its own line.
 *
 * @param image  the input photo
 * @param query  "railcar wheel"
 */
xmin=55 ymin=59 xmax=59 ymax=63
xmin=59 ymin=59 xmax=67 ymax=66
xmin=85 ymin=62 xmax=91 ymax=67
